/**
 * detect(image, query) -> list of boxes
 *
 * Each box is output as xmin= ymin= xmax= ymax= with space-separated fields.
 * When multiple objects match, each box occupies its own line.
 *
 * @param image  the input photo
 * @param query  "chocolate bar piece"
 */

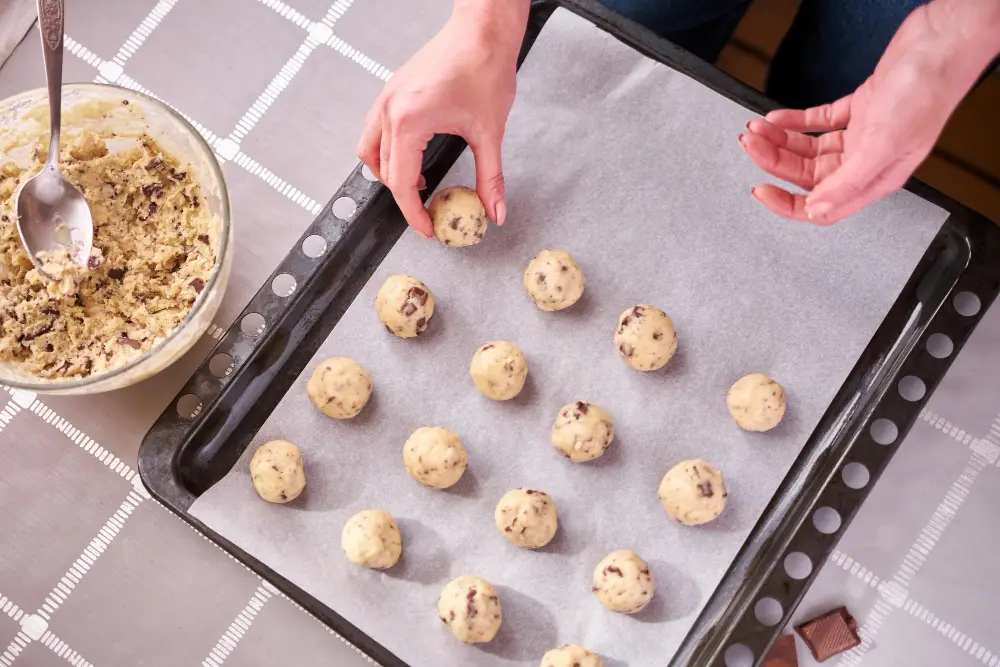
xmin=795 ymin=606 xmax=861 ymax=662
xmin=763 ymin=634 xmax=799 ymax=667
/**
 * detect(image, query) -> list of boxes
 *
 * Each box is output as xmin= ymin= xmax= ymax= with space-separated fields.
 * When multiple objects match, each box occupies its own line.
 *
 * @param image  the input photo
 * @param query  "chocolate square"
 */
xmin=795 ymin=606 xmax=861 ymax=662
xmin=763 ymin=634 xmax=799 ymax=667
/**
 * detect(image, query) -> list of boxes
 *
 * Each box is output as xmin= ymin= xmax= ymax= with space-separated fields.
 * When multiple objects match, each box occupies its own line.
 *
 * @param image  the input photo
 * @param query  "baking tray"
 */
xmin=138 ymin=1 xmax=1000 ymax=665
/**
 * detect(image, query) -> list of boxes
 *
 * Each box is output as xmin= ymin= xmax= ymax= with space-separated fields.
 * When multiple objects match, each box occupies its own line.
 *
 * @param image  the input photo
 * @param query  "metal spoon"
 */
xmin=15 ymin=0 xmax=93 ymax=277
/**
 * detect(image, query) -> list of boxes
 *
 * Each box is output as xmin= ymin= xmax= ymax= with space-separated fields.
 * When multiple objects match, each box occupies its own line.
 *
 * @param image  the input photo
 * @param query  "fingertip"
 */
xmin=804 ymin=200 xmax=832 ymax=222
xmin=495 ymin=200 xmax=507 ymax=226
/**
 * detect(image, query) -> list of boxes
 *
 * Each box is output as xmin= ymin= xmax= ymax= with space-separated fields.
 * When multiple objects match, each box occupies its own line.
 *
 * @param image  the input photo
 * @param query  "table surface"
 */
xmin=0 ymin=2 xmax=998 ymax=666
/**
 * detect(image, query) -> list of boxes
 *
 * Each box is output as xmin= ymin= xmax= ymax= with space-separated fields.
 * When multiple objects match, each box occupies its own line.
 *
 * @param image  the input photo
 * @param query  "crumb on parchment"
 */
xmin=0 ymin=129 xmax=218 ymax=380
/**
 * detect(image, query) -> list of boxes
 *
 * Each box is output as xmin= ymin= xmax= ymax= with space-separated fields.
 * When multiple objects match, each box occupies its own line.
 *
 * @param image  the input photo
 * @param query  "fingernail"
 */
xmin=495 ymin=200 xmax=507 ymax=226
xmin=750 ymin=186 xmax=759 ymax=198
xmin=745 ymin=120 xmax=752 ymax=131
xmin=417 ymin=175 xmax=427 ymax=190
xmin=738 ymin=134 xmax=746 ymax=146
xmin=806 ymin=202 xmax=832 ymax=220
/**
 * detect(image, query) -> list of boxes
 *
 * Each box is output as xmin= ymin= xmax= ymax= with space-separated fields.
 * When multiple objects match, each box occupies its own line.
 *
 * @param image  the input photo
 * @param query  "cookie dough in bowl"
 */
xmin=658 ymin=459 xmax=728 ymax=526
xmin=438 ymin=575 xmax=502 ymax=644
xmin=614 ymin=304 xmax=677 ymax=371
xmin=0 ymin=84 xmax=231 ymax=394
xmin=592 ymin=549 xmax=655 ymax=614
xmin=540 ymin=645 xmax=605 ymax=667
xmin=375 ymin=274 xmax=435 ymax=338
xmin=523 ymin=249 xmax=585 ymax=311
xmin=550 ymin=401 xmax=614 ymax=462
xmin=494 ymin=488 xmax=559 ymax=548
xmin=306 ymin=358 xmax=372 ymax=419
xmin=341 ymin=509 xmax=402 ymax=569
xmin=428 ymin=185 xmax=487 ymax=247
xmin=470 ymin=340 xmax=528 ymax=400
xmin=250 ymin=440 xmax=306 ymax=504
xmin=727 ymin=373 xmax=787 ymax=431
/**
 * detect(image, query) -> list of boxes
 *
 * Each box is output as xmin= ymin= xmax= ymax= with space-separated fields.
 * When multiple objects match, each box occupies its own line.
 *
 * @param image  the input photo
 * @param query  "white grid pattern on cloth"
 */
xmin=829 ymin=412 xmax=1000 ymax=667
xmin=1 ymin=2 xmax=994 ymax=664
xmin=828 ymin=549 xmax=1000 ymax=666
xmin=200 ymin=585 xmax=273 ymax=667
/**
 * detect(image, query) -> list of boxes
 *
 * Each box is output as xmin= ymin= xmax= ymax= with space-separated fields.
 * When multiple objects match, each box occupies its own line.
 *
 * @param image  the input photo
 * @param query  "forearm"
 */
xmin=925 ymin=0 xmax=1000 ymax=83
xmin=453 ymin=0 xmax=531 ymax=56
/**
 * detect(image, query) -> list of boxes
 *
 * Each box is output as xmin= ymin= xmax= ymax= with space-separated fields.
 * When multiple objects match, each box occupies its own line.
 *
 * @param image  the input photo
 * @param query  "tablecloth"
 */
xmin=0 ymin=2 xmax=998 ymax=666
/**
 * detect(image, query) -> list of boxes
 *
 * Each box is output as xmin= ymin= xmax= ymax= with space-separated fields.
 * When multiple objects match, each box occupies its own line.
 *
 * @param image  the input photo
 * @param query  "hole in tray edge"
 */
xmin=724 ymin=643 xmax=754 ymax=667
xmin=302 ymin=235 xmax=327 ymax=258
xmin=898 ymin=375 xmax=926 ymax=402
xmin=209 ymin=353 xmax=234 ymax=378
xmin=870 ymin=418 xmax=898 ymax=445
xmin=241 ymin=313 xmax=266 ymax=338
xmin=953 ymin=291 xmax=981 ymax=317
xmin=332 ymin=196 xmax=358 ymax=220
xmin=842 ymin=462 xmax=871 ymax=490
xmin=813 ymin=507 xmax=842 ymax=534
xmin=784 ymin=552 xmax=813 ymax=580
xmin=754 ymin=597 xmax=784 ymax=627
xmin=925 ymin=333 xmax=954 ymax=359
xmin=271 ymin=274 xmax=297 ymax=297
xmin=176 ymin=394 xmax=202 ymax=420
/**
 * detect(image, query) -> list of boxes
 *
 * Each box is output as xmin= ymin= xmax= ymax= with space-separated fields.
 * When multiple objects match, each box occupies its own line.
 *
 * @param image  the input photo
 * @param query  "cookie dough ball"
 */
xmin=550 ymin=401 xmax=614 ymax=462
xmin=341 ymin=509 xmax=402 ymax=569
xmin=614 ymin=304 xmax=677 ymax=371
xmin=523 ymin=249 xmax=585 ymax=311
xmin=375 ymin=274 xmax=435 ymax=338
xmin=658 ymin=459 xmax=728 ymax=526
xmin=429 ymin=186 xmax=488 ymax=247
xmin=540 ymin=645 xmax=605 ymax=667
xmin=591 ymin=550 xmax=654 ymax=614
xmin=250 ymin=440 xmax=306 ymax=504
xmin=438 ymin=575 xmax=502 ymax=644
xmin=306 ymin=358 xmax=372 ymax=419
xmin=727 ymin=373 xmax=787 ymax=432
xmin=470 ymin=341 xmax=528 ymax=400
xmin=403 ymin=426 xmax=468 ymax=489
xmin=494 ymin=488 xmax=559 ymax=549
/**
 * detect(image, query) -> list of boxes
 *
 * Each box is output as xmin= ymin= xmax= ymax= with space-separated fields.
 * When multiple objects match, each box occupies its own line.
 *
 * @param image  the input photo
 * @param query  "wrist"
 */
xmin=452 ymin=0 xmax=530 ymax=56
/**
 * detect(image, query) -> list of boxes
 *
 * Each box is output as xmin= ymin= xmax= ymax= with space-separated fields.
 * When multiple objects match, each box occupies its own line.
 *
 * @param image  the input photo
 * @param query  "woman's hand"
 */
xmin=740 ymin=0 xmax=1000 ymax=224
xmin=357 ymin=1 xmax=529 ymax=238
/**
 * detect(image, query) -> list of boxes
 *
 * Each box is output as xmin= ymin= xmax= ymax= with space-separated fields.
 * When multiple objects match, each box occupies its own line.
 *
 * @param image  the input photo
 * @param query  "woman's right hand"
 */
xmin=357 ymin=1 xmax=530 ymax=238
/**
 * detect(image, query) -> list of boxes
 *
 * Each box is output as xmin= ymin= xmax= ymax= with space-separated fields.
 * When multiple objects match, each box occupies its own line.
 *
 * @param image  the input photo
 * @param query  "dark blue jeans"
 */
xmin=600 ymin=0 xmax=929 ymax=108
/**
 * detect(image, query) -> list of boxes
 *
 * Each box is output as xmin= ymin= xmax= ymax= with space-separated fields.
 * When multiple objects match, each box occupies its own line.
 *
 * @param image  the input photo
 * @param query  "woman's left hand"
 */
xmin=738 ymin=0 xmax=999 ymax=224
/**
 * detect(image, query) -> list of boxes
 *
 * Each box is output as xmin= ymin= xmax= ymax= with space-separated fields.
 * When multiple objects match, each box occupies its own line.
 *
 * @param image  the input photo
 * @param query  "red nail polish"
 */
xmin=751 ymin=186 xmax=759 ymax=197
xmin=745 ymin=120 xmax=752 ymax=130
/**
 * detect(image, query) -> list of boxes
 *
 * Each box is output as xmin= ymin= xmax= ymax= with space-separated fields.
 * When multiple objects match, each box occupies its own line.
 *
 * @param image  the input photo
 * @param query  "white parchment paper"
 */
xmin=190 ymin=9 xmax=948 ymax=666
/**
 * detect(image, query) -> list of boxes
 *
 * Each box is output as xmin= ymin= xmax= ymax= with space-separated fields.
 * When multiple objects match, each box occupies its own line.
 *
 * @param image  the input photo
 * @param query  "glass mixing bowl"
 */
xmin=0 ymin=83 xmax=232 ymax=394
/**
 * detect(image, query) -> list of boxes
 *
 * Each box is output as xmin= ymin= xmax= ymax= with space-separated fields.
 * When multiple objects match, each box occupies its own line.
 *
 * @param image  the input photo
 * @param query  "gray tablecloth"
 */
xmin=0 ymin=1 xmax=998 ymax=666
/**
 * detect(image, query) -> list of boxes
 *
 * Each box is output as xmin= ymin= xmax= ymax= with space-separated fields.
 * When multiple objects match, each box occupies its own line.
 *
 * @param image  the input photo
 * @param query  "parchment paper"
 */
xmin=190 ymin=9 xmax=949 ymax=666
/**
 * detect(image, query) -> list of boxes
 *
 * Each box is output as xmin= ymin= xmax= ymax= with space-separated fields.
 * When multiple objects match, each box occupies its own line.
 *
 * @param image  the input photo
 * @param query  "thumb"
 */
xmin=468 ymin=133 xmax=507 ymax=226
xmin=805 ymin=141 xmax=892 ymax=223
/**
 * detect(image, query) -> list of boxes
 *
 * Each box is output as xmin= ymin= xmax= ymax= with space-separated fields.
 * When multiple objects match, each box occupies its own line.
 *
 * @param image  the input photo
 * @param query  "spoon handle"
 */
xmin=36 ymin=0 xmax=65 ymax=168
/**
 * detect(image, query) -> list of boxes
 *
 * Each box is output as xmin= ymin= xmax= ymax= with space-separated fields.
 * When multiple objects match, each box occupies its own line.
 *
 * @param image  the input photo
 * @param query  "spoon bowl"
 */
xmin=16 ymin=161 xmax=94 ymax=271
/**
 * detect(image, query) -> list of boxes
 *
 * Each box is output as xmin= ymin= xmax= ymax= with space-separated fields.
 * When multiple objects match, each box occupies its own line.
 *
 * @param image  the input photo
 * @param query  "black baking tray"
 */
xmin=138 ymin=1 xmax=1000 ymax=665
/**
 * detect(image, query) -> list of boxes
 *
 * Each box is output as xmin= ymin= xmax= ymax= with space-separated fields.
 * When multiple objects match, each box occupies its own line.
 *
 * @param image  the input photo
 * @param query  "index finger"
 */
xmin=764 ymin=94 xmax=852 ymax=133
xmin=387 ymin=132 xmax=433 ymax=239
